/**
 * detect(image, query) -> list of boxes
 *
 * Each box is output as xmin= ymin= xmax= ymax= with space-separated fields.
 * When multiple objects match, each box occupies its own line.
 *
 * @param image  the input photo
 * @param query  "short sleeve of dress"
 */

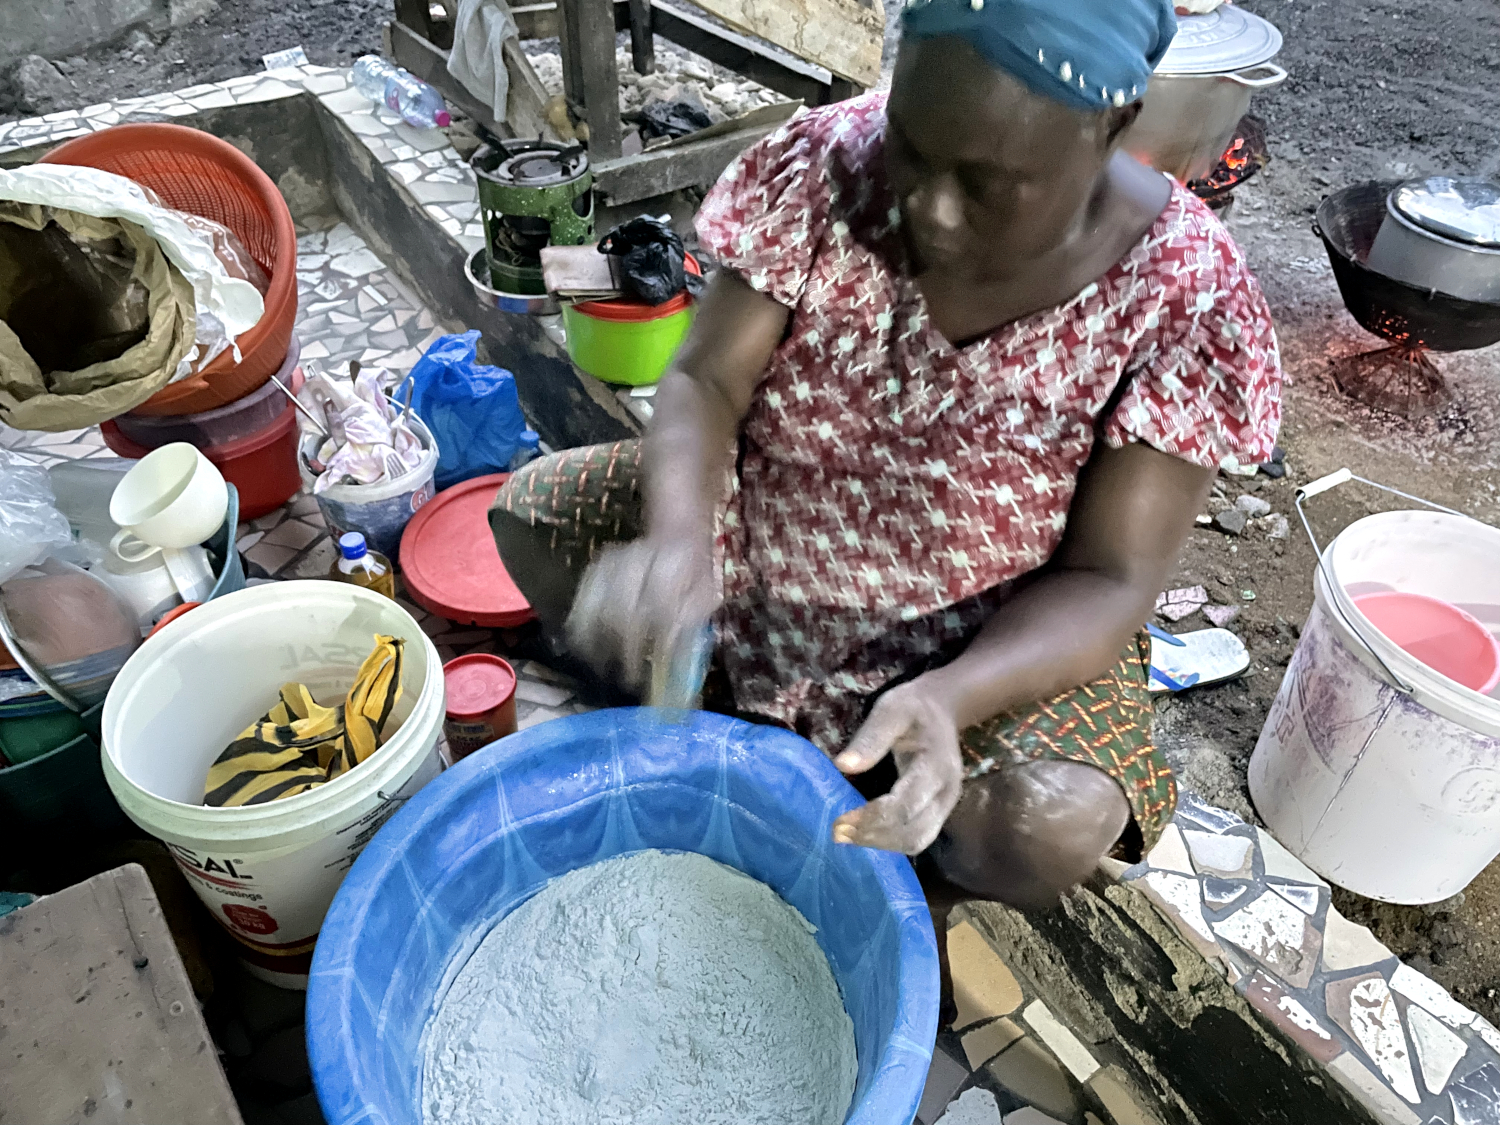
xmin=694 ymin=109 xmax=831 ymax=310
xmin=1104 ymin=194 xmax=1283 ymax=473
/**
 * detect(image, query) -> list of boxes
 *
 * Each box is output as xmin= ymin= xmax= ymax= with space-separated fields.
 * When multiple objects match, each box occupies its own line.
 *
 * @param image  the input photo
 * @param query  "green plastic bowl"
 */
xmin=0 ymin=702 xmax=129 ymax=852
xmin=0 ymin=710 xmax=87 ymax=766
xmin=561 ymin=252 xmax=701 ymax=387
xmin=563 ymin=302 xmax=694 ymax=386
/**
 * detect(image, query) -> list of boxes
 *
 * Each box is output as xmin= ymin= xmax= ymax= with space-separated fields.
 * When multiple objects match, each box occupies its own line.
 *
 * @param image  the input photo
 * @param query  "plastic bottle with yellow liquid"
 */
xmin=330 ymin=532 xmax=396 ymax=600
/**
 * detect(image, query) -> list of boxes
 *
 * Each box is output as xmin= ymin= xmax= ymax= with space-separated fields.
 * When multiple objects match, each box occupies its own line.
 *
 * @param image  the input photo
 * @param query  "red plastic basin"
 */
xmin=42 ymin=123 xmax=299 ymax=417
xmin=1354 ymin=591 xmax=1500 ymax=694
xmin=101 ymin=406 xmax=301 ymax=523
xmin=113 ymin=339 xmax=301 ymax=449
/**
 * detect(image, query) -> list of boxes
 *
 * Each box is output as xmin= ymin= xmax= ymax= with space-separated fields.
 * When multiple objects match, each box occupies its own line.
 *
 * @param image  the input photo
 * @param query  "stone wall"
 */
xmin=964 ymin=882 xmax=1378 ymax=1125
xmin=0 ymin=0 xmax=214 ymax=73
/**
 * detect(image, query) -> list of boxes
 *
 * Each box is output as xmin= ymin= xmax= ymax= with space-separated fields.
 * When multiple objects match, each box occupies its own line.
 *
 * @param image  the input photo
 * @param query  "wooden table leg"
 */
xmin=629 ymin=0 xmax=656 ymax=75
xmin=556 ymin=0 xmax=585 ymax=101
xmin=558 ymin=0 xmax=623 ymax=158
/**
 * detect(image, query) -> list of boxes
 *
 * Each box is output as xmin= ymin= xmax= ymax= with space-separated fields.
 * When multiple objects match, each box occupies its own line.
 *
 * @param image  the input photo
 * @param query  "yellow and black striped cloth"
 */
xmin=203 ymin=634 xmax=405 ymax=807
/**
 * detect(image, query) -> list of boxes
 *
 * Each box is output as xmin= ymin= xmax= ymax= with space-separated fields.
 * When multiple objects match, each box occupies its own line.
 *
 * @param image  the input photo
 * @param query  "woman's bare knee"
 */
xmin=930 ymin=760 xmax=1130 ymax=909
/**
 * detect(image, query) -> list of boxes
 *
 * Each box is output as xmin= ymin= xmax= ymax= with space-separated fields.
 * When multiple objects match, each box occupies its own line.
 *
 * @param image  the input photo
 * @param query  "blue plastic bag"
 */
xmin=401 ymin=331 xmax=539 ymax=489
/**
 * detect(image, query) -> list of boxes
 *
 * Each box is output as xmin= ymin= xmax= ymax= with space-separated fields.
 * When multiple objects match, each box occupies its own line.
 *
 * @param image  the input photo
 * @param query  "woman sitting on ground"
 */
xmin=491 ymin=0 xmax=1281 ymax=1009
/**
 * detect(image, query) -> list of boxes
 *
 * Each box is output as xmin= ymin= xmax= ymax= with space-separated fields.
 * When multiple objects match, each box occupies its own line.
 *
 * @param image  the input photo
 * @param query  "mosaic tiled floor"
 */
xmin=1121 ymin=793 xmax=1500 ymax=1124
xmin=923 ymin=920 xmax=1160 ymax=1125
xmin=293 ymin=222 xmax=442 ymax=376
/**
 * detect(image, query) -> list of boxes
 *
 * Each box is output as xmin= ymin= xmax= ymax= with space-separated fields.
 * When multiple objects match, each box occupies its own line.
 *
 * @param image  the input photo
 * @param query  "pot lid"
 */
xmin=1155 ymin=8 xmax=1283 ymax=75
xmin=1391 ymin=177 xmax=1500 ymax=248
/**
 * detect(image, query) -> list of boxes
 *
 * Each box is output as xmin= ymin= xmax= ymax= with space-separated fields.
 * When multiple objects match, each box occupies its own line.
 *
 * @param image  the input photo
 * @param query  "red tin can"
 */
xmin=442 ymin=654 xmax=518 ymax=761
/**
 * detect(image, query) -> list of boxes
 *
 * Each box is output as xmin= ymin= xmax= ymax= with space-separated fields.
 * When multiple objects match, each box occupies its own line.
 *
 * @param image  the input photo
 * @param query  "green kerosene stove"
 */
xmin=471 ymin=139 xmax=593 ymax=298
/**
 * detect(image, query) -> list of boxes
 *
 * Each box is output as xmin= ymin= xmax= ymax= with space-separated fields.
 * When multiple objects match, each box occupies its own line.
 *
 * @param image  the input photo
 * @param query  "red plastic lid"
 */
xmin=572 ymin=253 xmax=702 ymax=323
xmin=148 ymin=601 xmax=202 ymax=638
xmin=399 ymin=473 xmax=535 ymax=627
xmin=444 ymin=654 xmax=517 ymax=719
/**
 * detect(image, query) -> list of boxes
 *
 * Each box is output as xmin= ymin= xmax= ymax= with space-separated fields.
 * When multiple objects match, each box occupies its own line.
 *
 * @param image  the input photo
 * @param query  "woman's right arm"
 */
xmin=567 ymin=271 xmax=790 ymax=689
xmin=644 ymin=271 xmax=791 ymax=540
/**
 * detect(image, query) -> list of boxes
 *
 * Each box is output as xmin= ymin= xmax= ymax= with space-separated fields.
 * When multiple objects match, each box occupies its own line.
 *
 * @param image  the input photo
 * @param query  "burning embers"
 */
xmin=1313 ymin=179 xmax=1500 ymax=419
xmin=1188 ymin=116 xmax=1270 ymax=211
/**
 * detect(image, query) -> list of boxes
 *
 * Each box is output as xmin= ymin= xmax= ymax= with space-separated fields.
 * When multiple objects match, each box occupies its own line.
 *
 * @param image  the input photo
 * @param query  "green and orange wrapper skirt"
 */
xmin=491 ymin=440 xmax=1176 ymax=855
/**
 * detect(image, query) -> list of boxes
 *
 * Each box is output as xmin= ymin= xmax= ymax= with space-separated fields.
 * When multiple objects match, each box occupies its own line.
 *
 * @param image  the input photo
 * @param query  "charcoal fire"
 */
xmin=1312 ymin=180 xmax=1500 ymax=419
xmin=1188 ymin=115 xmax=1270 ymax=213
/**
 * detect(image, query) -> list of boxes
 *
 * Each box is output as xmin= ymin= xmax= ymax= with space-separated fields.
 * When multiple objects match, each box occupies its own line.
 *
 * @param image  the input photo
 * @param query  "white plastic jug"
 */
xmin=1249 ymin=472 xmax=1500 ymax=904
xmin=102 ymin=582 xmax=447 ymax=986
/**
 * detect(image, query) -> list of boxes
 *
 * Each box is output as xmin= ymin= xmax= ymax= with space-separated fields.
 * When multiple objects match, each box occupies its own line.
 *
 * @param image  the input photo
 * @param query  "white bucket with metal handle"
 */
xmin=1249 ymin=470 xmax=1500 ymax=904
xmin=101 ymin=582 xmax=446 ymax=986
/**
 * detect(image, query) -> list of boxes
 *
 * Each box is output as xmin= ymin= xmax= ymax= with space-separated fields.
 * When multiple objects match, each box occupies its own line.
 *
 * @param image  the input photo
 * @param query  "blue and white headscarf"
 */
xmin=901 ymin=0 xmax=1178 ymax=113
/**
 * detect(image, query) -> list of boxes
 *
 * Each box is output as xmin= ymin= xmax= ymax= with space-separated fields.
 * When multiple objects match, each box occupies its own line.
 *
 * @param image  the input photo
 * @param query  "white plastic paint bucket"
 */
xmin=1249 ymin=506 xmax=1500 ymax=904
xmin=102 ymin=582 xmax=446 ymax=986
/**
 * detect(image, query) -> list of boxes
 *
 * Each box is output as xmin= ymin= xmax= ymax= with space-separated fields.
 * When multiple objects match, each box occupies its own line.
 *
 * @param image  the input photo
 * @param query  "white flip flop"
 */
xmin=1148 ymin=623 xmax=1250 ymax=693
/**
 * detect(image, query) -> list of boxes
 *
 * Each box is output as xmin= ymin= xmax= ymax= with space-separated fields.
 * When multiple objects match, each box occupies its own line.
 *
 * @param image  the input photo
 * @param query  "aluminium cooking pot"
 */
xmin=1125 ymin=7 xmax=1288 ymax=184
xmin=1313 ymin=181 xmax=1500 ymax=353
xmin=1365 ymin=177 xmax=1500 ymax=303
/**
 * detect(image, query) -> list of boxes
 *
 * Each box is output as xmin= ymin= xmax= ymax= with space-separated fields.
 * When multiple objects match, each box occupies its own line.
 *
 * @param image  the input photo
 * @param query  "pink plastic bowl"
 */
xmin=1354 ymin=591 xmax=1500 ymax=694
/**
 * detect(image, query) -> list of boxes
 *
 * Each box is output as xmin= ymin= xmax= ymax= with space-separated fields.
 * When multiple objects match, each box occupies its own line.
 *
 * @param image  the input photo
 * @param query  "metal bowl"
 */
xmin=1315 ymin=181 xmax=1500 ymax=353
xmin=465 ymin=248 xmax=559 ymax=316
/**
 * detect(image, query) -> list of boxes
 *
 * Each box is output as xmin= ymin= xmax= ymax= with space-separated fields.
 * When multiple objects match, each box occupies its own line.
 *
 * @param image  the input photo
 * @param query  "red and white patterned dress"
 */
xmin=694 ymin=93 xmax=1282 ymax=751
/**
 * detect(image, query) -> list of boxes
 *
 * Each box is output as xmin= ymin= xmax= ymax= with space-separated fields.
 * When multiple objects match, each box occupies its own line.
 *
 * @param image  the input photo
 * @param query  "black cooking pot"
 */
xmin=1315 ymin=181 xmax=1500 ymax=353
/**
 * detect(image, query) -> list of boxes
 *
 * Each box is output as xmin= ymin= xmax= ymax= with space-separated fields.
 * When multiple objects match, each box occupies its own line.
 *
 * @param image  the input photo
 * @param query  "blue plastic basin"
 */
xmin=307 ymin=708 xmax=938 ymax=1125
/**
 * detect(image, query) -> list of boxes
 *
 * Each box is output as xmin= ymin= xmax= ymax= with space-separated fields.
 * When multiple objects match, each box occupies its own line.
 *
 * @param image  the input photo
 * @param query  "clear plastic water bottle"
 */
xmin=351 ymin=55 xmax=452 ymax=129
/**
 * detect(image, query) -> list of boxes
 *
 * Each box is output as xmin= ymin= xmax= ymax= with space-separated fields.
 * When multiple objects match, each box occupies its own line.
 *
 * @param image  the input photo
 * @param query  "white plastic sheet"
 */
xmin=0 ymin=451 xmax=74 ymax=586
xmin=0 ymin=165 xmax=265 ymax=382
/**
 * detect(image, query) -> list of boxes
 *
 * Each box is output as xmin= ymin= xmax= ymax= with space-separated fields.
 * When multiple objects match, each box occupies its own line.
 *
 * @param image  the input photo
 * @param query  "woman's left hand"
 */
xmin=831 ymin=681 xmax=964 ymax=855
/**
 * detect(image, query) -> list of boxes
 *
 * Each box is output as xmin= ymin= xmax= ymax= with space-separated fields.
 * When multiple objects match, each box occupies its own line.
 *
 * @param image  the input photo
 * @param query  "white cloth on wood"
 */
xmin=447 ymin=0 xmax=520 ymax=119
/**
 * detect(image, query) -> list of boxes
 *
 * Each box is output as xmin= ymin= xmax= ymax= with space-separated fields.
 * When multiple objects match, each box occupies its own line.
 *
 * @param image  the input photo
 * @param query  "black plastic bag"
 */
xmin=634 ymin=98 xmax=713 ymax=140
xmin=597 ymin=216 xmax=687 ymax=306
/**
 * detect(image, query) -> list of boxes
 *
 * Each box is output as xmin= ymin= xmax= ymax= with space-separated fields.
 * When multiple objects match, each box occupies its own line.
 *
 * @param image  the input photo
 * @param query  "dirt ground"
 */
xmin=0 ymin=0 xmax=390 ymax=122
xmin=1165 ymin=0 xmax=1500 ymax=1023
xmin=7 ymin=0 xmax=1500 ymax=1023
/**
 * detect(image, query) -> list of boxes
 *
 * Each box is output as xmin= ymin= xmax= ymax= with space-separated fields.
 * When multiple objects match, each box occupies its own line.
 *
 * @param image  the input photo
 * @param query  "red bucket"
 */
xmin=102 ymin=406 xmax=301 ymax=523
